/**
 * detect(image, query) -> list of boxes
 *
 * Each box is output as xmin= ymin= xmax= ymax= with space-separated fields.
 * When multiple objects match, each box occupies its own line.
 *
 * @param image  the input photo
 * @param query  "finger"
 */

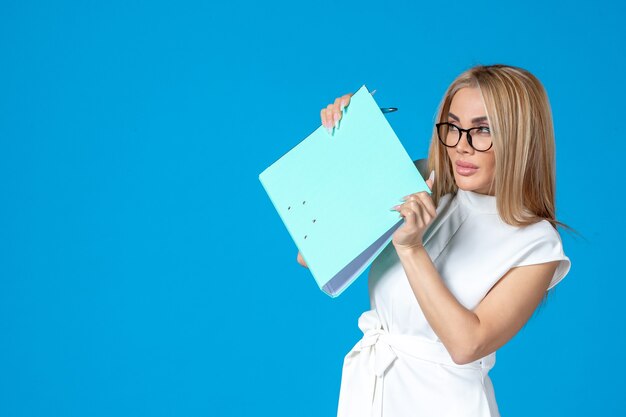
xmin=405 ymin=200 xmax=432 ymax=229
xmin=406 ymin=200 xmax=424 ymax=223
xmin=340 ymin=93 xmax=352 ymax=111
xmin=416 ymin=204 xmax=430 ymax=228
xmin=399 ymin=207 xmax=415 ymax=225
xmin=402 ymin=201 xmax=420 ymax=224
xmin=320 ymin=108 xmax=328 ymax=129
xmin=414 ymin=191 xmax=437 ymax=218
xmin=333 ymin=97 xmax=343 ymax=128
xmin=402 ymin=192 xmax=419 ymax=202
xmin=325 ymin=106 xmax=334 ymax=131
xmin=297 ymin=252 xmax=308 ymax=268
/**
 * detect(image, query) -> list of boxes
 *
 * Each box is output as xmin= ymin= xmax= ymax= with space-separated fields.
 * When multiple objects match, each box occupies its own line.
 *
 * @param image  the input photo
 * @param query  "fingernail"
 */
xmin=389 ymin=205 xmax=401 ymax=211
xmin=429 ymin=170 xmax=435 ymax=182
xmin=371 ymin=89 xmax=377 ymax=96
xmin=334 ymin=113 xmax=340 ymax=129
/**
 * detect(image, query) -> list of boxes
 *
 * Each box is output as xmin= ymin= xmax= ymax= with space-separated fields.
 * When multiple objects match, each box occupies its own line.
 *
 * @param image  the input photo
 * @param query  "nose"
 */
xmin=455 ymin=131 xmax=474 ymax=154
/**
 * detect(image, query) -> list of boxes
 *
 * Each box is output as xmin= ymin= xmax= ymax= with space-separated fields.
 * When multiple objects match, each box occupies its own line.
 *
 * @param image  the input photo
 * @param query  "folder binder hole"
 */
xmin=304 ymin=235 xmax=307 ymax=239
xmin=313 ymin=219 xmax=316 ymax=223
xmin=303 ymin=201 xmax=306 ymax=204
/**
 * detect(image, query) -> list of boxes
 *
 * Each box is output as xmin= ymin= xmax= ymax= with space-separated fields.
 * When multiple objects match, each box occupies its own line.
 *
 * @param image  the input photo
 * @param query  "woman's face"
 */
xmin=445 ymin=87 xmax=496 ymax=195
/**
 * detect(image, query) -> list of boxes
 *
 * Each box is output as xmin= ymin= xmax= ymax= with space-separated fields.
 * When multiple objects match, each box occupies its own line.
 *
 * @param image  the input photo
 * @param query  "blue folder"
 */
xmin=258 ymin=85 xmax=429 ymax=297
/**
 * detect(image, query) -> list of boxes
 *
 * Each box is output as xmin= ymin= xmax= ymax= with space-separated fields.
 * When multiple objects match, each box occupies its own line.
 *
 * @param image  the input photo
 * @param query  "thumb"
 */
xmin=425 ymin=170 xmax=435 ymax=191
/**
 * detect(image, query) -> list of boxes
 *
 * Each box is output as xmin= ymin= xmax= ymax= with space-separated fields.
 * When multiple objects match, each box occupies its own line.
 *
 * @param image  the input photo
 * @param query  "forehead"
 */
xmin=449 ymin=87 xmax=487 ymax=119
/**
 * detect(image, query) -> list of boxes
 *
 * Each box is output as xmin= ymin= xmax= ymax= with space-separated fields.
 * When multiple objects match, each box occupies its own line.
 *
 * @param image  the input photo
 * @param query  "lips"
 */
xmin=456 ymin=160 xmax=478 ymax=169
xmin=454 ymin=160 xmax=479 ymax=177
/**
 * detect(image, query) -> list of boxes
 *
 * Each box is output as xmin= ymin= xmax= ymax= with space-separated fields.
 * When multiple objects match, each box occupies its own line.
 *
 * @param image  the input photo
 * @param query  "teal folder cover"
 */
xmin=258 ymin=85 xmax=429 ymax=297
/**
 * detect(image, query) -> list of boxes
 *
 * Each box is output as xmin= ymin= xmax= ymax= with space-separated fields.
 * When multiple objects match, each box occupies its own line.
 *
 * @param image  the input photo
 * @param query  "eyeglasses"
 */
xmin=435 ymin=122 xmax=493 ymax=152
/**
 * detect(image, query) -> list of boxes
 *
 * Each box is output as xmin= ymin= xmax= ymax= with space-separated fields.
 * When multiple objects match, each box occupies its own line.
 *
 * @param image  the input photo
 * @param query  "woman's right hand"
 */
xmin=320 ymin=93 xmax=353 ymax=133
xmin=298 ymin=93 xmax=354 ymax=267
xmin=297 ymin=251 xmax=308 ymax=268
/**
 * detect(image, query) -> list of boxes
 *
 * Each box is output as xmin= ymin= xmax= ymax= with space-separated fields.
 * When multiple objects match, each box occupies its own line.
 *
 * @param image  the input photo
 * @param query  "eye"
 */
xmin=477 ymin=126 xmax=491 ymax=134
xmin=448 ymin=123 xmax=459 ymax=131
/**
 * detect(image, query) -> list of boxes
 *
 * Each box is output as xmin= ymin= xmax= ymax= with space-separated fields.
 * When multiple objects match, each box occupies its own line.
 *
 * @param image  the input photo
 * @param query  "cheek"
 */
xmin=483 ymin=154 xmax=496 ymax=179
xmin=446 ymin=148 xmax=455 ymax=166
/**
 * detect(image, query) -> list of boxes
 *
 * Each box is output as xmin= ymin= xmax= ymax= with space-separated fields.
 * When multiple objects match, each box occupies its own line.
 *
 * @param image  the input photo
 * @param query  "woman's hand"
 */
xmin=320 ymin=93 xmax=353 ymax=134
xmin=391 ymin=172 xmax=436 ymax=251
xmin=296 ymin=251 xmax=308 ymax=269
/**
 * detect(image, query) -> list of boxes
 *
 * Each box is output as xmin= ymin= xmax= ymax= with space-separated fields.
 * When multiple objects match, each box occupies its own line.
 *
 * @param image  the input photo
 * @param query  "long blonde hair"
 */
xmin=428 ymin=64 xmax=563 ymax=229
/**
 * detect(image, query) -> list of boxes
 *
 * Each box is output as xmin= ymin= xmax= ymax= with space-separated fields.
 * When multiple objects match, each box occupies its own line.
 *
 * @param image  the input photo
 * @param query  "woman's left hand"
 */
xmin=392 ymin=172 xmax=436 ymax=251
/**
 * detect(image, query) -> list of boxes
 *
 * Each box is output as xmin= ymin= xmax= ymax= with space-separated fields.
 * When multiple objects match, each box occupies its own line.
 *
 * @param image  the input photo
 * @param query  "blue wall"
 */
xmin=1 ymin=1 xmax=624 ymax=416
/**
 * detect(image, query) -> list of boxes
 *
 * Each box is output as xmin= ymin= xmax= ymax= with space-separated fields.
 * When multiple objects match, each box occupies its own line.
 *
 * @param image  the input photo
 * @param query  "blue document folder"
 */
xmin=259 ymin=85 xmax=429 ymax=297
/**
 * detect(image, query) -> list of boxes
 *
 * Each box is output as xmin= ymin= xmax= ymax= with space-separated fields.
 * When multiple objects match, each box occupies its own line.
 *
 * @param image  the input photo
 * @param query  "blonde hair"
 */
xmin=428 ymin=64 xmax=563 ymax=229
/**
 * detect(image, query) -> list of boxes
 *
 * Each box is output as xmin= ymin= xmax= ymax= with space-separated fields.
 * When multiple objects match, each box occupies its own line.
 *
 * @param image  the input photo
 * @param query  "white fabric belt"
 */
xmin=337 ymin=309 xmax=496 ymax=417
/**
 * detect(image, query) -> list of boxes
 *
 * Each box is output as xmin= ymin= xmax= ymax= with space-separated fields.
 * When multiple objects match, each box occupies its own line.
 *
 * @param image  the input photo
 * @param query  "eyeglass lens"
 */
xmin=437 ymin=123 xmax=492 ymax=151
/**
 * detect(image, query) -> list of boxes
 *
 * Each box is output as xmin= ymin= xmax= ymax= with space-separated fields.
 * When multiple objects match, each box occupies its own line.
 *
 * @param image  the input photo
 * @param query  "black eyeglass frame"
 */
xmin=435 ymin=122 xmax=493 ymax=152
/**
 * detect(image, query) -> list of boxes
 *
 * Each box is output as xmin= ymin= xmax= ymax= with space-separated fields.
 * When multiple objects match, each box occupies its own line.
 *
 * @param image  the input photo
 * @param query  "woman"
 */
xmin=297 ymin=64 xmax=570 ymax=417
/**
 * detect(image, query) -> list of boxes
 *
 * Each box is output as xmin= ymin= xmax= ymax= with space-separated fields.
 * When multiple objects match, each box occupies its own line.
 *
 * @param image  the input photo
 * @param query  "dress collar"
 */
xmin=456 ymin=188 xmax=498 ymax=214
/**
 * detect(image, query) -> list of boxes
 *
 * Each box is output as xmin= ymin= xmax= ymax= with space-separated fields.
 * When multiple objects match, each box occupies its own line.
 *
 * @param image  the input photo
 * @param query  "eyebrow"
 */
xmin=448 ymin=112 xmax=489 ymax=124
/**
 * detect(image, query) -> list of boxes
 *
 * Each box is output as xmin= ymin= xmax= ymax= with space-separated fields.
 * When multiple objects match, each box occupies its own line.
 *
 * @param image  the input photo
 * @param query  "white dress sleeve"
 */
xmin=510 ymin=220 xmax=571 ymax=291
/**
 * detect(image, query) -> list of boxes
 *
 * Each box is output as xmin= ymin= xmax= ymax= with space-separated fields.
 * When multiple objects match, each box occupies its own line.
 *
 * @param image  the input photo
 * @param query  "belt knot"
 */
xmin=354 ymin=310 xmax=397 ymax=378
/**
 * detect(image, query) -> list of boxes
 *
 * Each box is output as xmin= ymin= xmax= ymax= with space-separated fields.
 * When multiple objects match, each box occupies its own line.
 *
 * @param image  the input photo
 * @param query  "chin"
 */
xmin=454 ymin=175 xmax=492 ymax=194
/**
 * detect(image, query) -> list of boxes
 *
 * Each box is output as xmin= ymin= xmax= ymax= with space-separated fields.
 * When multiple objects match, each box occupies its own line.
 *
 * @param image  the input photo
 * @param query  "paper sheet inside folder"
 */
xmin=258 ymin=85 xmax=429 ymax=297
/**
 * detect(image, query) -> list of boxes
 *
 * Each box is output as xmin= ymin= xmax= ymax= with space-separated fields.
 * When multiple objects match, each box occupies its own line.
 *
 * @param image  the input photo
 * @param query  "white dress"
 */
xmin=336 ymin=189 xmax=571 ymax=417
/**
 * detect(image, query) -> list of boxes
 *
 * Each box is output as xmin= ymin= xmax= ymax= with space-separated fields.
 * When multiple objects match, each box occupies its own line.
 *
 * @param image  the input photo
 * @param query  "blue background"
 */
xmin=1 ymin=0 xmax=624 ymax=416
